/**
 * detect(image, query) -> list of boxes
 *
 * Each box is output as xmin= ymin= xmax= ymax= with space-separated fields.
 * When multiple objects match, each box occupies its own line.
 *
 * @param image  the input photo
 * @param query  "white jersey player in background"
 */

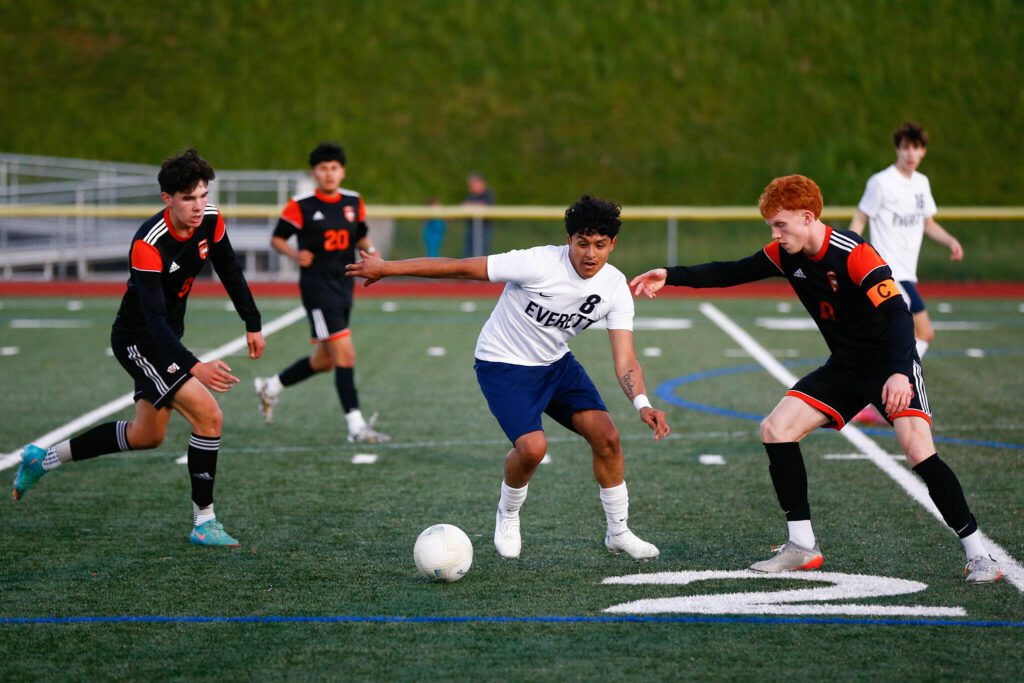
xmin=347 ymin=195 xmax=670 ymax=561
xmin=849 ymin=121 xmax=963 ymax=425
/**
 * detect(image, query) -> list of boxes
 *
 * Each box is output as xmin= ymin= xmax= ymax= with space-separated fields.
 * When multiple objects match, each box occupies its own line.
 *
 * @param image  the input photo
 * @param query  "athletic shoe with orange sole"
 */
xmin=964 ymin=555 xmax=1003 ymax=584
xmin=749 ymin=540 xmax=823 ymax=572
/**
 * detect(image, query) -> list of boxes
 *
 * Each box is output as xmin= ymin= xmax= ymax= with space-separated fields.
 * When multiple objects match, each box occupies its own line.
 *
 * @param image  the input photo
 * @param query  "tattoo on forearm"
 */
xmin=621 ymin=369 xmax=636 ymax=399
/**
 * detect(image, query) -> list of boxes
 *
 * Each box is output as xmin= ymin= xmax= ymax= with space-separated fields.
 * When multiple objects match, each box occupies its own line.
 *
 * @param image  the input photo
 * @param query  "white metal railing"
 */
xmin=3 ymin=153 xmax=1023 ymax=280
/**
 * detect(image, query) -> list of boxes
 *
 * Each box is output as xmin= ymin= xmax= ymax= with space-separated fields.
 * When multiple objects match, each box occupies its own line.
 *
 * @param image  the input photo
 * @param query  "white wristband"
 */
xmin=632 ymin=394 xmax=652 ymax=411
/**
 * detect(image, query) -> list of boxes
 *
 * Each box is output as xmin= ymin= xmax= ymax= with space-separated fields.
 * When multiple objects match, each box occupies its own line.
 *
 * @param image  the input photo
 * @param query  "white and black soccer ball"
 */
xmin=413 ymin=524 xmax=473 ymax=582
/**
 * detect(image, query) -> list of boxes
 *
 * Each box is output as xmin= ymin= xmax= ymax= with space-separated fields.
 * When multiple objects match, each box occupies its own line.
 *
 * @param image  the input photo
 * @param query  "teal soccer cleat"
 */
xmin=12 ymin=444 xmax=48 ymax=501
xmin=189 ymin=519 xmax=240 ymax=548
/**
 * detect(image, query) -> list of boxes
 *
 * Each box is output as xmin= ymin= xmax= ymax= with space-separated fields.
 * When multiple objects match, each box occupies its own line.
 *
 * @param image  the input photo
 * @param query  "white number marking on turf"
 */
xmin=698 ymin=454 xmax=726 ymax=466
xmin=602 ymin=570 xmax=965 ymax=617
xmin=1 ymin=346 xmax=19 ymax=356
xmin=351 ymin=454 xmax=378 ymax=464
xmin=700 ymin=302 xmax=1024 ymax=594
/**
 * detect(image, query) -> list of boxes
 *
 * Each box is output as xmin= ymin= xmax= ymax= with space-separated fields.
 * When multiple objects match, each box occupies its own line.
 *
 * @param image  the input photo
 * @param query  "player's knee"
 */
xmin=310 ymin=355 xmax=331 ymax=373
xmin=590 ymin=427 xmax=621 ymax=459
xmin=192 ymin=404 xmax=223 ymax=435
xmin=515 ymin=433 xmax=548 ymax=465
xmin=760 ymin=416 xmax=792 ymax=443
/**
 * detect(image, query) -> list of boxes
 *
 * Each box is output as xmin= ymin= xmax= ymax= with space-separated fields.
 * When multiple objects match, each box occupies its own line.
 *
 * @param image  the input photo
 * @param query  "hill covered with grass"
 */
xmin=2 ymin=1 xmax=1021 ymax=207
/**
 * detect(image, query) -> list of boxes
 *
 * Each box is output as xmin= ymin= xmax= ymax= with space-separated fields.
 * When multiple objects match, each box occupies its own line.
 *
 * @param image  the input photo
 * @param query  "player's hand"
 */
xmin=880 ymin=372 xmax=913 ymax=416
xmin=639 ymin=407 xmax=671 ymax=441
xmin=948 ymin=237 xmax=964 ymax=262
xmin=297 ymin=249 xmax=314 ymax=267
xmin=246 ymin=331 xmax=266 ymax=359
xmin=346 ymin=250 xmax=386 ymax=287
xmin=191 ymin=359 xmax=239 ymax=393
xmin=629 ymin=268 xmax=668 ymax=299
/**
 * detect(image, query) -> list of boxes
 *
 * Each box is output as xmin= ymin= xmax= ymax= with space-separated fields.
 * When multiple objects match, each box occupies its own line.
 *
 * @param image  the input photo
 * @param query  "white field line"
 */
xmin=0 ymin=306 xmax=307 ymax=471
xmin=699 ymin=302 xmax=1024 ymax=594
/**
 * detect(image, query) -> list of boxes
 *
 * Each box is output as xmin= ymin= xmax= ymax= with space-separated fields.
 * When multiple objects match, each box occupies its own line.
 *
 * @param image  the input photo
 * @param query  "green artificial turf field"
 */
xmin=1 ymin=294 xmax=1022 ymax=681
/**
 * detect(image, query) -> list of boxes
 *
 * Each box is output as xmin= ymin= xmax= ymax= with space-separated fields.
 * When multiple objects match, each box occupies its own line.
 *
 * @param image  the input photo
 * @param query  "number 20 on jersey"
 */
xmin=323 ymin=229 xmax=350 ymax=251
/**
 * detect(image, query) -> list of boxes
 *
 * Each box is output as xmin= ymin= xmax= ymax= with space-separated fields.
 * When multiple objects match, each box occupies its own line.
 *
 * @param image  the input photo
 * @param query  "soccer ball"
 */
xmin=413 ymin=524 xmax=473 ymax=582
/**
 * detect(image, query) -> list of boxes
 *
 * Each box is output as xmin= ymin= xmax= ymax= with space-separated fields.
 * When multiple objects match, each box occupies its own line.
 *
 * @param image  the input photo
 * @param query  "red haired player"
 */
xmin=630 ymin=175 xmax=1001 ymax=584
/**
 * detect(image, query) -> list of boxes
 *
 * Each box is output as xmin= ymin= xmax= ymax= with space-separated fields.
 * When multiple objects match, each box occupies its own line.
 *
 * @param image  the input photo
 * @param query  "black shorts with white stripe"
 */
xmin=786 ymin=357 xmax=931 ymax=431
xmin=111 ymin=332 xmax=193 ymax=408
xmin=302 ymin=304 xmax=351 ymax=343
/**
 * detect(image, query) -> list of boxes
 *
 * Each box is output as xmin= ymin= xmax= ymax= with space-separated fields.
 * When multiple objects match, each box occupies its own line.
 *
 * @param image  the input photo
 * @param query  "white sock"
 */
xmin=960 ymin=530 xmax=987 ymax=559
xmin=42 ymin=446 xmax=64 ymax=471
xmin=193 ymin=502 xmax=216 ymax=527
xmin=916 ymin=339 xmax=929 ymax=358
xmin=787 ymin=520 xmax=816 ymax=548
xmin=600 ymin=481 xmax=630 ymax=536
xmin=261 ymin=375 xmax=284 ymax=396
xmin=498 ymin=481 xmax=528 ymax=517
xmin=346 ymin=409 xmax=367 ymax=434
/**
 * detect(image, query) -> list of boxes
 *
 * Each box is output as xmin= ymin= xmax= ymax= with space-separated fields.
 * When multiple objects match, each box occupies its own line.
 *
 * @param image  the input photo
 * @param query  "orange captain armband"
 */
xmin=867 ymin=278 xmax=899 ymax=307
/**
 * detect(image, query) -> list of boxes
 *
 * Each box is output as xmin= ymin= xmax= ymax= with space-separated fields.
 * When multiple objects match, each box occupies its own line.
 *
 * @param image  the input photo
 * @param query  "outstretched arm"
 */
xmin=630 ymin=251 xmax=780 ymax=298
xmin=608 ymin=329 xmax=670 ymax=441
xmin=346 ymin=251 xmax=489 ymax=286
xmin=924 ymin=217 xmax=963 ymax=261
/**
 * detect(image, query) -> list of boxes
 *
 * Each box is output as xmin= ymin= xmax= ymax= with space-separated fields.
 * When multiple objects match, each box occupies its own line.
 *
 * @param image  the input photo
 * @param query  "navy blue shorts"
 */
xmin=899 ymin=280 xmax=926 ymax=314
xmin=474 ymin=353 xmax=608 ymax=444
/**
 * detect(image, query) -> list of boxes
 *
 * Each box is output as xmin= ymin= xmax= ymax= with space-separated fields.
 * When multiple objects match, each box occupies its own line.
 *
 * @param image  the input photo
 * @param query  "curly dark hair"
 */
xmin=564 ymin=195 xmax=621 ymax=238
xmin=158 ymin=149 xmax=215 ymax=195
xmin=893 ymin=121 xmax=928 ymax=148
xmin=309 ymin=142 xmax=346 ymax=167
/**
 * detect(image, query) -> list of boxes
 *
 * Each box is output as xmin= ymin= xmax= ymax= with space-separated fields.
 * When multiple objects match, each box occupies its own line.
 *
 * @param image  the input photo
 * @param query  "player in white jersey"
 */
xmin=347 ymin=195 xmax=671 ymax=561
xmin=849 ymin=122 xmax=963 ymax=425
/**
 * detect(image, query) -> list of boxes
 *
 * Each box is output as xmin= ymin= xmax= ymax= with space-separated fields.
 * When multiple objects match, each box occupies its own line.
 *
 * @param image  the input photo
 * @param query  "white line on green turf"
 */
xmin=699 ymin=301 xmax=1024 ymax=594
xmin=0 ymin=306 xmax=308 ymax=471
xmin=351 ymin=454 xmax=378 ymax=464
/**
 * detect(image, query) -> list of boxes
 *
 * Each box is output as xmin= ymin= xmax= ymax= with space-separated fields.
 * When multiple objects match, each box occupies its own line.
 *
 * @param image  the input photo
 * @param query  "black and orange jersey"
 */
xmin=272 ymin=188 xmax=370 ymax=308
xmin=663 ymin=226 xmax=916 ymax=377
xmin=113 ymin=206 xmax=262 ymax=371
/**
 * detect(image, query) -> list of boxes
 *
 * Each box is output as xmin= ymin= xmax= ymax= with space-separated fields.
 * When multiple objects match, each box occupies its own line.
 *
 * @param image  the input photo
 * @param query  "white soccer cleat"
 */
xmin=494 ymin=509 xmax=522 ymax=559
xmin=964 ymin=555 xmax=1003 ymax=584
xmin=605 ymin=529 xmax=659 ymax=561
xmin=749 ymin=540 xmax=823 ymax=573
xmin=254 ymin=377 xmax=278 ymax=425
xmin=347 ymin=411 xmax=391 ymax=443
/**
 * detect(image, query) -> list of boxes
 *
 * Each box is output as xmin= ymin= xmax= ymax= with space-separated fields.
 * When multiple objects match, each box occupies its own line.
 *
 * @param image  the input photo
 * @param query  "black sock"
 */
xmin=279 ymin=357 xmax=317 ymax=387
xmin=763 ymin=442 xmax=811 ymax=521
xmin=335 ymin=367 xmax=359 ymax=413
xmin=187 ymin=434 xmax=220 ymax=508
xmin=913 ymin=454 xmax=977 ymax=538
xmin=70 ymin=421 xmax=132 ymax=461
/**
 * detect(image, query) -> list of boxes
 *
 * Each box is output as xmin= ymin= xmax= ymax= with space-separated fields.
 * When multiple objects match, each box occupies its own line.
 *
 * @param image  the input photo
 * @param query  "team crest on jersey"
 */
xmin=198 ymin=239 xmax=209 ymax=260
xmin=344 ymin=205 xmax=356 ymax=222
xmin=166 ymin=363 xmax=180 ymax=374
xmin=827 ymin=270 xmax=839 ymax=293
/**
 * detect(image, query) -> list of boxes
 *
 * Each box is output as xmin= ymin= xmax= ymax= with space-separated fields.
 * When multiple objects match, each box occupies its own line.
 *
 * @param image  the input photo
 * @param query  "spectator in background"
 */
xmin=422 ymin=197 xmax=447 ymax=257
xmin=462 ymin=173 xmax=495 ymax=257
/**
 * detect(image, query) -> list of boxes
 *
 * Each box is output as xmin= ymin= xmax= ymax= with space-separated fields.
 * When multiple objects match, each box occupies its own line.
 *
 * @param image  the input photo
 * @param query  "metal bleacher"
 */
xmin=0 ymin=153 xmax=310 ymax=280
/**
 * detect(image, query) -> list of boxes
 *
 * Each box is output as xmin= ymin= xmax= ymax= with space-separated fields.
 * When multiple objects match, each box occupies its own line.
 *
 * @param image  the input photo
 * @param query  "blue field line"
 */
xmin=654 ymin=354 xmax=1024 ymax=451
xmin=2 ymin=614 xmax=1023 ymax=628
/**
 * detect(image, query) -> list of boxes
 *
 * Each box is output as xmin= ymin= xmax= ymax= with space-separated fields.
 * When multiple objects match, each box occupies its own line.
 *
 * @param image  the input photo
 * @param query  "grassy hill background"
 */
xmin=2 ymin=1 xmax=1022 ymax=279
xmin=2 ymin=1 xmax=1021 ymax=207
